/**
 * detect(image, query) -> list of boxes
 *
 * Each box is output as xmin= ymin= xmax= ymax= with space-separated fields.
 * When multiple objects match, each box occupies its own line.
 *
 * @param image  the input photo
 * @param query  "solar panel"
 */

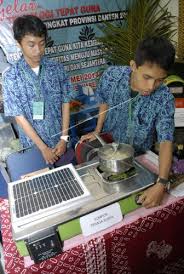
xmin=12 ymin=165 xmax=87 ymax=218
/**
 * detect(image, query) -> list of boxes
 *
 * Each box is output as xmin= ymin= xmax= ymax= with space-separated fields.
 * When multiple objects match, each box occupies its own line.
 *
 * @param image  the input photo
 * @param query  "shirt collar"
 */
xmin=19 ymin=55 xmax=45 ymax=71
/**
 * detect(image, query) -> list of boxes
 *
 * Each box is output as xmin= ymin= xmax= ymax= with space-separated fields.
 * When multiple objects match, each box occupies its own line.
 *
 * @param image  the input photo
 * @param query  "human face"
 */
xmin=18 ymin=34 xmax=46 ymax=68
xmin=130 ymin=61 xmax=167 ymax=96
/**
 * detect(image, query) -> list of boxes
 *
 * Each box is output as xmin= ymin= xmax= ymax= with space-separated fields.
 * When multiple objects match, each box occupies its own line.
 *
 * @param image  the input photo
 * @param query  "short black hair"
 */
xmin=135 ymin=36 xmax=175 ymax=71
xmin=13 ymin=15 xmax=47 ymax=43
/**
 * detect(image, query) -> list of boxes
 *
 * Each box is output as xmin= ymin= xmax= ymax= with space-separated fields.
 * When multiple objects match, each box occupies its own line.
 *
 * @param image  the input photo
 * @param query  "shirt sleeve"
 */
xmin=3 ymin=69 xmax=24 ymax=116
xmin=156 ymin=93 xmax=175 ymax=143
xmin=95 ymin=66 xmax=114 ymax=104
xmin=58 ymin=64 xmax=74 ymax=103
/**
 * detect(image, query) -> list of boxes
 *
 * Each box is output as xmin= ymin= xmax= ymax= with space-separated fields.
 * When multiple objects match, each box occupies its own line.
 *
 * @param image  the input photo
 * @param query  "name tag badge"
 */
xmin=33 ymin=101 xmax=44 ymax=120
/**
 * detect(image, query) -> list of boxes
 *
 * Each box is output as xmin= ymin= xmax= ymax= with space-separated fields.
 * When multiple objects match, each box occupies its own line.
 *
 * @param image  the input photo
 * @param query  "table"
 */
xmin=1 ymin=193 xmax=184 ymax=274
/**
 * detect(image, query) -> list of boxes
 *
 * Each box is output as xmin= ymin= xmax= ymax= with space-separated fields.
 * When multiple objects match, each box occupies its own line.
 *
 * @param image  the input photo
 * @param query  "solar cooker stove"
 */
xmin=8 ymin=138 xmax=157 ymax=263
xmin=75 ymin=135 xmax=157 ymax=198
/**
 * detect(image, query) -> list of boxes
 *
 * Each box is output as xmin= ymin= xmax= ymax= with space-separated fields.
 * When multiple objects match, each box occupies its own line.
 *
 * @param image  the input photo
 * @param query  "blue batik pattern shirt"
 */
xmin=96 ymin=66 xmax=175 ymax=152
xmin=3 ymin=56 xmax=74 ymax=149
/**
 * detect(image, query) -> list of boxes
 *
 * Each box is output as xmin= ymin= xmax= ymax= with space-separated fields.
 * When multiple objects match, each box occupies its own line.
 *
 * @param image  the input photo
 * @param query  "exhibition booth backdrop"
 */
xmin=0 ymin=0 xmax=127 ymax=94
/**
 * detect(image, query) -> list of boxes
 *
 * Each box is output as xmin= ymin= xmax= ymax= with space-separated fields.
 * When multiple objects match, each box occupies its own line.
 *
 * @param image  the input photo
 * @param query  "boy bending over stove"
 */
xmin=81 ymin=36 xmax=175 ymax=209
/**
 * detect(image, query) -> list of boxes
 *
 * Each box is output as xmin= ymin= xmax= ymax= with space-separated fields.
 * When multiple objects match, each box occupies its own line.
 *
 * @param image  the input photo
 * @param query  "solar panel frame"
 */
xmin=9 ymin=164 xmax=91 ymax=224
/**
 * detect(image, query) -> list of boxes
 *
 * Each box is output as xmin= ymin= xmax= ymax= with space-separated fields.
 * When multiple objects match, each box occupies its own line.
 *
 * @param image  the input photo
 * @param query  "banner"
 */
xmin=0 ymin=0 xmax=127 ymax=112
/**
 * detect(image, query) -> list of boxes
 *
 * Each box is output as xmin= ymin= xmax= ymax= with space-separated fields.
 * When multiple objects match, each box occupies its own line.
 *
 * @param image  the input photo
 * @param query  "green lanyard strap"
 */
xmin=21 ymin=65 xmax=45 ymax=100
xmin=127 ymin=94 xmax=139 ymax=145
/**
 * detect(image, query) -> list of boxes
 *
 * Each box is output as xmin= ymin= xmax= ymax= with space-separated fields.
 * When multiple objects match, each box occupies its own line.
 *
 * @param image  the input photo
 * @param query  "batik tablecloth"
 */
xmin=1 ymin=196 xmax=184 ymax=274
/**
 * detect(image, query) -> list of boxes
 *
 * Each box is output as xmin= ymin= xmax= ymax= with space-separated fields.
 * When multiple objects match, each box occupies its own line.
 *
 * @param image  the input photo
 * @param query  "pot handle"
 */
xmin=93 ymin=132 xmax=107 ymax=146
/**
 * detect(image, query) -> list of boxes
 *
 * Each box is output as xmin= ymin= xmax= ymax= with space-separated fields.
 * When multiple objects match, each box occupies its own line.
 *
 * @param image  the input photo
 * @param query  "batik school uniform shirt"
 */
xmin=3 ymin=56 xmax=74 ymax=149
xmin=96 ymin=66 xmax=175 ymax=153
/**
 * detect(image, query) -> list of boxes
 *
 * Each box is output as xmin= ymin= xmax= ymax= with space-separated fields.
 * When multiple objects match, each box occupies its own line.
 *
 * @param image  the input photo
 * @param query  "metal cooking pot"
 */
xmin=94 ymin=133 xmax=134 ymax=173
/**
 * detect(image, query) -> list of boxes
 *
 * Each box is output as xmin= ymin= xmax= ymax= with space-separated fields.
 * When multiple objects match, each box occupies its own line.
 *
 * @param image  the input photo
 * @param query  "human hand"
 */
xmin=54 ymin=140 xmax=67 ymax=157
xmin=41 ymin=146 xmax=59 ymax=164
xmin=80 ymin=131 xmax=99 ymax=143
xmin=138 ymin=183 xmax=165 ymax=208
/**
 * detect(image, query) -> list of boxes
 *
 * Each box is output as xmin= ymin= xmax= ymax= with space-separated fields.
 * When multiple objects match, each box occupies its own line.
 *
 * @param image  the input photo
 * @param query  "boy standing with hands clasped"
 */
xmin=3 ymin=15 xmax=74 ymax=166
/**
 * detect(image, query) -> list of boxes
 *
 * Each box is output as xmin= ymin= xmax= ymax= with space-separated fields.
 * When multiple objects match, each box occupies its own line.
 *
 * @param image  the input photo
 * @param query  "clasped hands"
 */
xmin=41 ymin=139 xmax=67 ymax=164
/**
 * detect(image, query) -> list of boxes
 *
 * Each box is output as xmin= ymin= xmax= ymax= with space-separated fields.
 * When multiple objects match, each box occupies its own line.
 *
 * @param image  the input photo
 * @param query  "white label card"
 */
xmin=80 ymin=203 xmax=122 ymax=236
xmin=33 ymin=101 xmax=44 ymax=120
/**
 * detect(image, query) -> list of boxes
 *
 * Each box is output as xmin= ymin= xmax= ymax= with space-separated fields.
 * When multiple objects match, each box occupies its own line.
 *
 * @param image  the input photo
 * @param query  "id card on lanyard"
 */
xmin=33 ymin=101 xmax=44 ymax=120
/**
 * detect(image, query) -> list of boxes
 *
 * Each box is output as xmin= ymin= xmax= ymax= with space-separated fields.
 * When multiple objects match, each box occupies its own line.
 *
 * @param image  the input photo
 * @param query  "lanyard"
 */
xmin=127 ymin=93 xmax=139 ymax=145
xmin=22 ymin=64 xmax=45 ymax=100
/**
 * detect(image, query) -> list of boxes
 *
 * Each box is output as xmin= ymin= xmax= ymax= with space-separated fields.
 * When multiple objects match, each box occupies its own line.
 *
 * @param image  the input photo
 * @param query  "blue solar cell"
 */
xmin=13 ymin=168 xmax=84 ymax=218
